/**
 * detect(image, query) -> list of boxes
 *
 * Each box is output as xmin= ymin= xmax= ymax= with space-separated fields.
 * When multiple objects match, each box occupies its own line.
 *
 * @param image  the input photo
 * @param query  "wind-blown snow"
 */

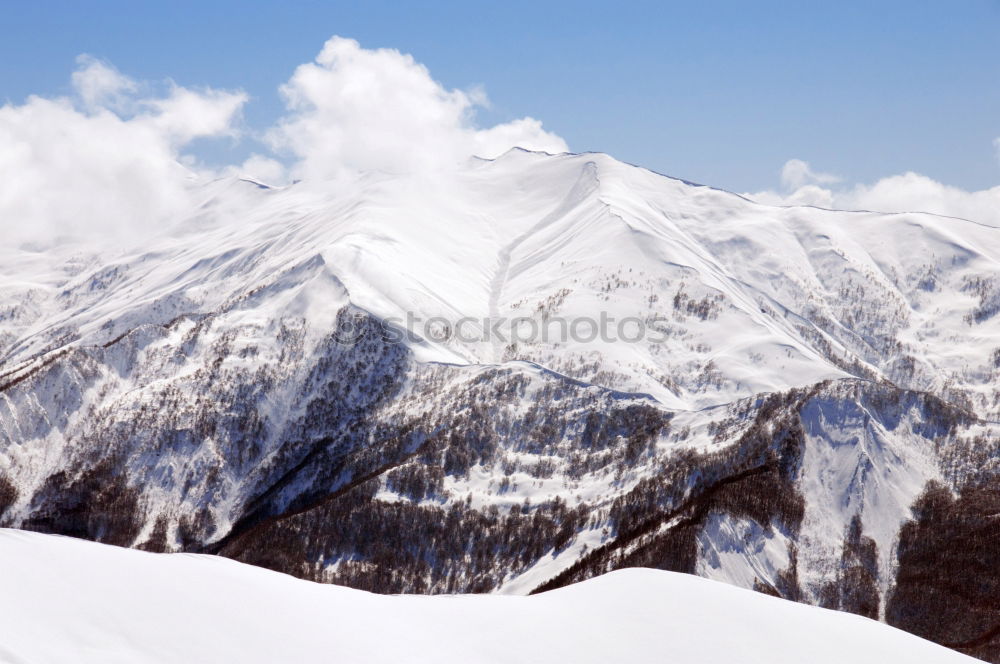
xmin=0 ymin=529 xmax=973 ymax=664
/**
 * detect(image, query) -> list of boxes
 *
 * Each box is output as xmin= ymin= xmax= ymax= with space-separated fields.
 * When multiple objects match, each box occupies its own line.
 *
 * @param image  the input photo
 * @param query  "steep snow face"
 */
xmin=1 ymin=149 xmax=999 ymax=658
xmin=0 ymin=529 xmax=975 ymax=664
xmin=796 ymin=390 xmax=944 ymax=609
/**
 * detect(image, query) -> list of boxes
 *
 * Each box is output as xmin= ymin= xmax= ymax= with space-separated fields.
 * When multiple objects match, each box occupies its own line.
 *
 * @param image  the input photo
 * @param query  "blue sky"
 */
xmin=1 ymin=0 xmax=998 ymax=193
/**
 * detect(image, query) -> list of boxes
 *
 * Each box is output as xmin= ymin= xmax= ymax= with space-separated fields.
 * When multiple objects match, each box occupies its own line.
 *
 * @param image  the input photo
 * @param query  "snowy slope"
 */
xmin=0 ymin=529 xmax=975 ymax=664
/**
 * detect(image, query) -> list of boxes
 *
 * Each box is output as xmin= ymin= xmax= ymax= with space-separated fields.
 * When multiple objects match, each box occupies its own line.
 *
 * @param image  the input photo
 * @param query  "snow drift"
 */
xmin=0 ymin=529 xmax=974 ymax=664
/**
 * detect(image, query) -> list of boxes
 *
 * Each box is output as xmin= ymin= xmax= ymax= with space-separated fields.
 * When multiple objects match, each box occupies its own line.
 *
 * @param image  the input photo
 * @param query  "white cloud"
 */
xmin=472 ymin=118 xmax=567 ymax=161
xmin=141 ymin=85 xmax=247 ymax=144
xmin=747 ymin=159 xmax=1000 ymax=227
xmin=0 ymin=59 xmax=247 ymax=247
xmin=749 ymin=183 xmax=835 ymax=209
xmin=779 ymin=159 xmax=840 ymax=190
xmin=846 ymin=172 xmax=1000 ymax=224
xmin=266 ymin=36 xmax=567 ymax=181
xmin=71 ymin=55 xmax=137 ymax=111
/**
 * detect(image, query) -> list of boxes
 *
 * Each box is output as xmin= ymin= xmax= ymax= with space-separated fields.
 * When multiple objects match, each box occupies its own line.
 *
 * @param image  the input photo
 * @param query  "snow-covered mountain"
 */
xmin=2 ymin=149 xmax=999 ymax=659
xmin=0 ymin=528 xmax=975 ymax=664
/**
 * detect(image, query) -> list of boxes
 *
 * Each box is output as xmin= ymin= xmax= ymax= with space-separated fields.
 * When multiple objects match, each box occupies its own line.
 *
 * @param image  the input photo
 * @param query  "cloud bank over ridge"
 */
xmin=748 ymin=159 xmax=1000 ymax=227
xmin=0 ymin=36 xmax=567 ymax=247
xmin=1 ymin=34 xmax=997 ymax=246
xmin=262 ymin=37 xmax=567 ymax=181
xmin=0 ymin=56 xmax=247 ymax=246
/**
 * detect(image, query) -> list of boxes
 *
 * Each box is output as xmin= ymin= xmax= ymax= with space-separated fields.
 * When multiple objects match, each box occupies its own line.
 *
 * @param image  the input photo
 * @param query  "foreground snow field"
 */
xmin=0 ymin=529 xmax=973 ymax=664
